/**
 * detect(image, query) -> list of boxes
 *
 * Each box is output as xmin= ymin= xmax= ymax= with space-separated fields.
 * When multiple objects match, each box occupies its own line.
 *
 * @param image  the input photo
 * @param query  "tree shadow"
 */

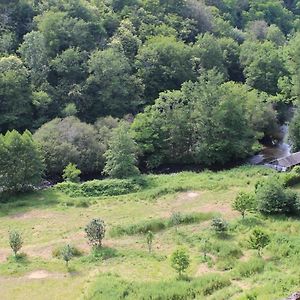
xmin=0 ymin=189 xmax=60 ymax=217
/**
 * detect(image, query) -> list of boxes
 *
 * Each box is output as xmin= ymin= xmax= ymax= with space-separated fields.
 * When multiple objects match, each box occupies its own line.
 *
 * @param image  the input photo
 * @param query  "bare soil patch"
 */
xmin=10 ymin=210 xmax=62 ymax=220
xmin=26 ymin=270 xmax=64 ymax=279
xmin=195 ymin=263 xmax=221 ymax=276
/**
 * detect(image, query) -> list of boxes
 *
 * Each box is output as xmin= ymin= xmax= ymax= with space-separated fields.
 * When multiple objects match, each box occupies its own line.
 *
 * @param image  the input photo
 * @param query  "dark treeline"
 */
xmin=2 ymin=0 xmax=300 ymax=184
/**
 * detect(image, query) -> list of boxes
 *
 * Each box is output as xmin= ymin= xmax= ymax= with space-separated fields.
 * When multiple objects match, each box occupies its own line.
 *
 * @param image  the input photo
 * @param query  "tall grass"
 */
xmin=109 ymin=212 xmax=215 ymax=237
xmin=84 ymin=273 xmax=231 ymax=300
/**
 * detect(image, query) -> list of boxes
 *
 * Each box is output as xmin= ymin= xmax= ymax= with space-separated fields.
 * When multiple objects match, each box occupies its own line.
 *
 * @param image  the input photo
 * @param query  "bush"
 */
xmin=249 ymin=228 xmax=270 ymax=256
xmin=282 ymin=172 xmax=300 ymax=187
xmin=55 ymin=177 xmax=146 ymax=197
xmin=85 ymin=218 xmax=106 ymax=248
xmin=211 ymin=217 xmax=228 ymax=235
xmin=110 ymin=219 xmax=167 ymax=237
xmin=33 ymin=117 xmax=105 ymax=176
xmin=256 ymin=178 xmax=299 ymax=215
xmin=9 ymin=230 xmax=23 ymax=257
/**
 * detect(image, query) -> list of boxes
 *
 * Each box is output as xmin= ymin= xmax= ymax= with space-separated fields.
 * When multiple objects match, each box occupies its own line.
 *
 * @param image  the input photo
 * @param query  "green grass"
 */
xmin=0 ymin=166 xmax=300 ymax=299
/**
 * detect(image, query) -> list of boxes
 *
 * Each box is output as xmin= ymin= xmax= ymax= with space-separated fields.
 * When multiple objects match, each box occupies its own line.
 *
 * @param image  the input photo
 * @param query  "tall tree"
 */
xmin=0 ymin=56 xmax=33 ymax=132
xmin=0 ymin=130 xmax=44 ymax=193
xmin=104 ymin=122 xmax=140 ymax=178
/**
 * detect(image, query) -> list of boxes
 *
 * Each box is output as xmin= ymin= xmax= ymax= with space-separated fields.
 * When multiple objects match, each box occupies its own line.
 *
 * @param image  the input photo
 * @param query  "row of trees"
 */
xmin=0 ymin=120 xmax=140 ymax=194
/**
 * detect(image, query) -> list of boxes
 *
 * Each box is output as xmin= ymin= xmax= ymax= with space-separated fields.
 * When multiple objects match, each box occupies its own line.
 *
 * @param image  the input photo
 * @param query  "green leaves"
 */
xmin=171 ymin=248 xmax=190 ymax=277
xmin=0 ymin=130 xmax=44 ymax=194
xmin=249 ymin=228 xmax=270 ymax=256
xmin=9 ymin=230 xmax=23 ymax=257
xmin=85 ymin=218 xmax=106 ymax=249
xmin=104 ymin=122 xmax=140 ymax=179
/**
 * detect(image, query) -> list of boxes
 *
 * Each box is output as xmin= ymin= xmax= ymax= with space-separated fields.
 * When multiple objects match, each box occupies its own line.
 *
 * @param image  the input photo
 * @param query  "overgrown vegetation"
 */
xmin=0 ymin=167 xmax=300 ymax=299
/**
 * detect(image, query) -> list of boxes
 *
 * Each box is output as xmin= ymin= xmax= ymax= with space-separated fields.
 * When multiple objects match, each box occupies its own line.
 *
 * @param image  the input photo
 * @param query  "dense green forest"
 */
xmin=3 ymin=0 xmax=300 ymax=187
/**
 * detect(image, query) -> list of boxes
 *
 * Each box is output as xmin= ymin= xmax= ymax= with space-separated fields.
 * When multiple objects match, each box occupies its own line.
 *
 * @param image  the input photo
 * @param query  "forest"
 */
xmin=3 ymin=1 xmax=300 ymax=300
xmin=2 ymin=0 xmax=300 ymax=185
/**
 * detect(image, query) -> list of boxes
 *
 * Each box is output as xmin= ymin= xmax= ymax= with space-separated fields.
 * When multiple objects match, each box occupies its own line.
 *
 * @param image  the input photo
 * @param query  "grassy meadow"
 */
xmin=0 ymin=166 xmax=300 ymax=299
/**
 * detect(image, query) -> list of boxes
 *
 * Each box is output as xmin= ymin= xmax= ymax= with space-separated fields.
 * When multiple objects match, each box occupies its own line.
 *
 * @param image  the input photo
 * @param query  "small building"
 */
xmin=269 ymin=151 xmax=300 ymax=172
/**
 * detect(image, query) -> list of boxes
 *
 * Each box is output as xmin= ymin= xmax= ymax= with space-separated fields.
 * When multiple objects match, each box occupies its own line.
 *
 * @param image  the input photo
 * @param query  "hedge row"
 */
xmin=55 ymin=177 xmax=147 ymax=197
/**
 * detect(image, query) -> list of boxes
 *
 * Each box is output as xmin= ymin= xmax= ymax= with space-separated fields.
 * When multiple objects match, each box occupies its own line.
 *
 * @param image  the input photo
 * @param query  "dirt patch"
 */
xmin=0 ymin=249 xmax=9 ymax=262
xmin=199 ymin=202 xmax=238 ymax=219
xmin=10 ymin=210 xmax=61 ymax=220
xmin=232 ymin=279 xmax=251 ymax=290
xmin=26 ymin=270 xmax=64 ymax=279
xmin=195 ymin=263 xmax=221 ymax=276
xmin=173 ymin=191 xmax=201 ymax=205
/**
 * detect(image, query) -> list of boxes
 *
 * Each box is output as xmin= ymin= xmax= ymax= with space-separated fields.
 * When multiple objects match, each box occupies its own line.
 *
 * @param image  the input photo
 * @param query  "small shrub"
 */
xmin=82 ymin=247 xmax=118 ymax=262
xmin=146 ymin=230 xmax=154 ymax=253
xmin=232 ymin=192 xmax=255 ymax=219
xmin=61 ymin=244 xmax=73 ymax=268
xmin=62 ymin=163 xmax=81 ymax=183
xmin=282 ymin=172 xmax=300 ymax=187
xmin=110 ymin=219 xmax=166 ymax=237
xmin=85 ymin=218 xmax=106 ymax=248
xmin=249 ymin=228 xmax=270 ymax=256
xmin=52 ymin=245 xmax=83 ymax=258
xmin=211 ymin=217 xmax=228 ymax=235
xmin=9 ymin=230 xmax=23 ymax=257
xmin=74 ymin=199 xmax=90 ymax=207
xmin=171 ymin=248 xmax=190 ymax=278
xmin=169 ymin=212 xmax=182 ymax=231
xmin=206 ymin=240 xmax=242 ymax=260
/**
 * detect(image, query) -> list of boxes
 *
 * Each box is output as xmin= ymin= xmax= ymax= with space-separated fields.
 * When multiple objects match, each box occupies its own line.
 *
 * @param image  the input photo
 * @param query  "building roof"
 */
xmin=274 ymin=151 xmax=300 ymax=168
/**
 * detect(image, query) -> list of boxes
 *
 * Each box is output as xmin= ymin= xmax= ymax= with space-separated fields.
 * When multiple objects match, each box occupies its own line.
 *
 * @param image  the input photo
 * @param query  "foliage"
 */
xmin=0 ymin=56 xmax=33 ymax=132
xmin=85 ymin=273 xmax=230 ymax=299
xmin=132 ymin=71 xmax=271 ymax=169
xmin=170 ymin=248 xmax=190 ymax=277
xmin=211 ymin=217 xmax=228 ymax=235
xmin=33 ymin=117 xmax=105 ymax=176
xmin=256 ymin=177 xmax=300 ymax=215
xmin=61 ymin=244 xmax=73 ymax=268
xmin=85 ymin=218 xmax=106 ymax=248
xmin=232 ymin=192 xmax=255 ymax=218
xmin=289 ymin=107 xmax=300 ymax=152
xmin=0 ymin=130 xmax=44 ymax=194
xmin=103 ymin=122 xmax=140 ymax=179
xmin=62 ymin=163 xmax=81 ymax=183
xmin=9 ymin=230 xmax=23 ymax=257
xmin=55 ymin=177 xmax=146 ymax=197
xmin=249 ymin=228 xmax=270 ymax=256
xmin=169 ymin=212 xmax=182 ymax=230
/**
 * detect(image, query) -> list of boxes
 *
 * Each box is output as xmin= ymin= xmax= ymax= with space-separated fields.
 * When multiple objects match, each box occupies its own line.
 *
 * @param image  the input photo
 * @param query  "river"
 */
xmin=249 ymin=124 xmax=292 ymax=165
